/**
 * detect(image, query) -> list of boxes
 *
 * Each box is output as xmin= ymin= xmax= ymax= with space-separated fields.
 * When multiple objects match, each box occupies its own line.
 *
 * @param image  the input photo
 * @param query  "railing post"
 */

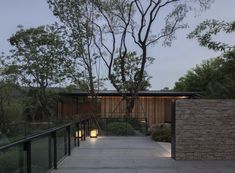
xmin=67 ymin=125 xmax=71 ymax=156
xmin=83 ymin=121 xmax=86 ymax=141
xmin=24 ymin=141 xmax=31 ymax=173
xmin=77 ymin=122 xmax=80 ymax=146
xmin=52 ymin=131 xmax=57 ymax=169
xmin=48 ymin=136 xmax=52 ymax=169
xmin=87 ymin=119 xmax=90 ymax=136
xmin=106 ymin=118 xmax=108 ymax=136
xmin=145 ymin=117 xmax=148 ymax=135
xmin=126 ymin=118 xmax=128 ymax=136
xmin=24 ymin=122 xmax=27 ymax=138
xmin=64 ymin=128 xmax=67 ymax=156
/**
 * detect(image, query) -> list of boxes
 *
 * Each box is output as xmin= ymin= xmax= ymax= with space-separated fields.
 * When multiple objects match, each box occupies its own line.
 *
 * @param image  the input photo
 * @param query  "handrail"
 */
xmin=0 ymin=117 xmax=91 ymax=173
xmin=0 ymin=117 xmax=147 ymax=173
xmin=0 ymin=118 xmax=90 ymax=150
xmin=0 ymin=122 xmax=71 ymax=150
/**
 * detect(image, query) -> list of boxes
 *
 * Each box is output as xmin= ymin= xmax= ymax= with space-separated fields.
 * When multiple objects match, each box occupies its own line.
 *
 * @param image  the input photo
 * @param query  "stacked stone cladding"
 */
xmin=175 ymin=99 xmax=235 ymax=160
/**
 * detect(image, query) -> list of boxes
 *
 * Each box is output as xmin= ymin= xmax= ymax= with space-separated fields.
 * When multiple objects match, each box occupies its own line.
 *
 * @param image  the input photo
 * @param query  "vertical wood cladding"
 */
xmin=58 ymin=96 xmax=181 ymax=125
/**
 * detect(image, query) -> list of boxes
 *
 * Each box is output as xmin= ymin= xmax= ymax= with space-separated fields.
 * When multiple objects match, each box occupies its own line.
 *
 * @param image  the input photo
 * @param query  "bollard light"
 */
xmin=90 ymin=129 xmax=98 ymax=138
xmin=75 ymin=130 xmax=83 ymax=138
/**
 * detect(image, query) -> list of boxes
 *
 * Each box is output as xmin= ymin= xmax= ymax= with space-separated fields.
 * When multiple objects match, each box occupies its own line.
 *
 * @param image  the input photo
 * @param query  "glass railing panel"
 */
xmin=0 ymin=144 xmax=26 ymax=173
xmin=96 ymin=118 xmax=107 ymax=135
xmin=56 ymin=128 xmax=67 ymax=163
xmin=31 ymin=136 xmax=51 ymax=173
xmin=26 ymin=122 xmax=50 ymax=136
xmin=70 ymin=124 xmax=76 ymax=149
xmin=0 ymin=123 xmax=26 ymax=146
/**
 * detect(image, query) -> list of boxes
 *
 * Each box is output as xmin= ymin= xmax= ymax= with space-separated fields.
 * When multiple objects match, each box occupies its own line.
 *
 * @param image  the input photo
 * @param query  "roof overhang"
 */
xmin=59 ymin=90 xmax=200 ymax=98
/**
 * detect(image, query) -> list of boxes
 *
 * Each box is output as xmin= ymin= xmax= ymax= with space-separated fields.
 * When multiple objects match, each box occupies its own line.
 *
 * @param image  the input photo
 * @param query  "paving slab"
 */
xmin=52 ymin=136 xmax=235 ymax=173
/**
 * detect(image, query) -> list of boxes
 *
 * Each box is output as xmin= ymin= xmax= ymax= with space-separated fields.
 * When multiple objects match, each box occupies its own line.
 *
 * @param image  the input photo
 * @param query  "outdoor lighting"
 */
xmin=75 ymin=130 xmax=83 ymax=138
xmin=90 ymin=129 xmax=98 ymax=138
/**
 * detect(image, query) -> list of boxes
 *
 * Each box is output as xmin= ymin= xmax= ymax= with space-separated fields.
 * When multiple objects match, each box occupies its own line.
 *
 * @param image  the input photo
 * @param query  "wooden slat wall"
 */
xmin=58 ymin=96 xmax=180 ymax=125
xmin=98 ymin=96 xmax=176 ymax=125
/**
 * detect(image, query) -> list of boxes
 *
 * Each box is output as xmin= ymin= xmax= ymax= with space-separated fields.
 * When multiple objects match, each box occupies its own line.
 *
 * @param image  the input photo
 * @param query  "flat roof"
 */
xmin=60 ymin=90 xmax=200 ymax=97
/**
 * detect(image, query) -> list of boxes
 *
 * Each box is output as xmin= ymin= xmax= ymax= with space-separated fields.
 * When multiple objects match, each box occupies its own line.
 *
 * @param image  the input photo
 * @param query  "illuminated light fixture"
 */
xmin=178 ymin=96 xmax=188 ymax=99
xmin=90 ymin=129 xmax=98 ymax=138
xmin=75 ymin=130 xmax=83 ymax=138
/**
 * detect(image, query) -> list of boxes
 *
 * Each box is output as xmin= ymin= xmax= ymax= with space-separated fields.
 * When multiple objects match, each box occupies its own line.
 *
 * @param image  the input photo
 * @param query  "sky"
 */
xmin=0 ymin=0 xmax=234 ymax=90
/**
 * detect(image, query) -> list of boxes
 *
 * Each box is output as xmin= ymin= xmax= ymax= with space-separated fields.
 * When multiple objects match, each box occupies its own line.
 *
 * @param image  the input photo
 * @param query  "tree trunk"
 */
xmin=38 ymin=88 xmax=51 ymax=121
xmin=125 ymin=97 xmax=135 ymax=117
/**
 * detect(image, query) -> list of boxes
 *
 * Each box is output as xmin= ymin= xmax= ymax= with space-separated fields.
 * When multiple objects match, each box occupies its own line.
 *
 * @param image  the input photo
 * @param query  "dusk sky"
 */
xmin=0 ymin=0 xmax=234 ymax=90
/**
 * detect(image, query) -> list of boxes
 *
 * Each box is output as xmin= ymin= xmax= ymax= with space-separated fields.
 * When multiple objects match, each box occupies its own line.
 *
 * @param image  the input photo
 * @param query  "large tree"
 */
xmin=9 ymin=26 xmax=73 ymax=120
xmin=174 ymin=49 xmax=235 ymax=98
xmin=48 ymin=0 xmax=106 ymax=117
xmin=48 ymin=0 xmax=102 ymax=97
xmin=112 ymin=51 xmax=152 ymax=114
xmin=94 ymin=0 xmax=213 ymax=115
xmin=177 ymin=19 xmax=235 ymax=98
xmin=48 ymin=0 xmax=213 ymax=116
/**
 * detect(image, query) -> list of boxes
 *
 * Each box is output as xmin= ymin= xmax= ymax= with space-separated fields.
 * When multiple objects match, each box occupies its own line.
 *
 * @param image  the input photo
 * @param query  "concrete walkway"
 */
xmin=52 ymin=136 xmax=235 ymax=173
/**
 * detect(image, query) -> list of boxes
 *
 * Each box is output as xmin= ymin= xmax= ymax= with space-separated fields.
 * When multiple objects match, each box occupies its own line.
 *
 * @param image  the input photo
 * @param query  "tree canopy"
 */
xmin=48 ymin=0 xmax=214 ymax=115
xmin=9 ymin=25 xmax=72 ymax=88
xmin=188 ymin=19 xmax=235 ymax=51
xmin=8 ymin=25 xmax=73 ymax=119
xmin=174 ymin=49 xmax=235 ymax=99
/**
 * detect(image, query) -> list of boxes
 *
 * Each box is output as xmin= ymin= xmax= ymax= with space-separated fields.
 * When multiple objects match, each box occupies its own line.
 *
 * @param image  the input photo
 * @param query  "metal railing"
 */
xmin=0 ymin=117 xmax=148 ymax=173
xmin=90 ymin=117 xmax=148 ymax=136
xmin=0 ymin=118 xmax=91 ymax=173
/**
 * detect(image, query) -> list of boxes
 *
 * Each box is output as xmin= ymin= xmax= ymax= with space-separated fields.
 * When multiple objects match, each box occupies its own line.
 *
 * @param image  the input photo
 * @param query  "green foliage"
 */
xmin=48 ymin=0 xmax=103 ymax=94
xmin=8 ymin=25 xmax=73 ymax=119
xmin=188 ymin=19 xmax=235 ymax=51
xmin=174 ymin=49 xmax=235 ymax=98
xmin=0 ymin=53 xmax=24 ymax=132
xmin=151 ymin=128 xmax=171 ymax=142
xmin=47 ymin=0 xmax=213 ymax=115
xmin=112 ymin=51 xmax=153 ymax=92
xmin=107 ymin=122 xmax=135 ymax=136
xmin=9 ymin=25 xmax=73 ymax=88
xmin=112 ymin=51 xmax=153 ymax=115
xmin=184 ymin=19 xmax=235 ymax=98
xmin=22 ymin=89 xmax=59 ymax=121
xmin=126 ymin=118 xmax=142 ymax=131
xmin=3 ymin=101 xmax=24 ymax=122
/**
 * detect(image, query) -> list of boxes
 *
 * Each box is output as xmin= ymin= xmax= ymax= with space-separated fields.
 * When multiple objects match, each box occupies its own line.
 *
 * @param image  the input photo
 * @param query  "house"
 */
xmin=57 ymin=90 xmax=198 ymax=126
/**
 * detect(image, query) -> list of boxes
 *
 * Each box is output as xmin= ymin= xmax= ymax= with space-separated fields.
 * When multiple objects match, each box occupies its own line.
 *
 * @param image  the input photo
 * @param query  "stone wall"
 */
xmin=175 ymin=99 xmax=235 ymax=160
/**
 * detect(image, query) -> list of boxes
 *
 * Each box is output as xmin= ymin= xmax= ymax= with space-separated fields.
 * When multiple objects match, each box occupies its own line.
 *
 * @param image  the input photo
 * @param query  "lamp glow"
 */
xmin=90 ymin=129 xmax=98 ymax=138
xmin=75 ymin=130 xmax=83 ymax=138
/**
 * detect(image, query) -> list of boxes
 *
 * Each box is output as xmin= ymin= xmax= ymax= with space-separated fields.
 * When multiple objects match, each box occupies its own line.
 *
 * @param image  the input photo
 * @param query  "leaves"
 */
xmin=9 ymin=25 xmax=72 ymax=88
xmin=112 ymin=51 xmax=153 ymax=92
xmin=5 ymin=25 xmax=74 ymax=118
xmin=174 ymin=49 xmax=235 ymax=99
xmin=188 ymin=19 xmax=235 ymax=51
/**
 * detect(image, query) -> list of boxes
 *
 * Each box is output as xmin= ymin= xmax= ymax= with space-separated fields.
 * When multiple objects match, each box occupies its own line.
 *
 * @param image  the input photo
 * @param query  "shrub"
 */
xmin=4 ymin=101 xmax=24 ymax=121
xmin=107 ymin=122 xmax=135 ymax=136
xmin=151 ymin=128 xmax=171 ymax=142
xmin=127 ymin=118 xmax=142 ymax=130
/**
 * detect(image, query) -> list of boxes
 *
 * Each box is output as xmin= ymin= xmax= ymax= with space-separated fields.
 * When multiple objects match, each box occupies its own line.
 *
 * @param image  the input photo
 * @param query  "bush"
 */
xmin=4 ymin=101 xmax=24 ymax=122
xmin=107 ymin=122 xmax=135 ymax=136
xmin=127 ymin=118 xmax=142 ymax=130
xmin=151 ymin=128 xmax=171 ymax=142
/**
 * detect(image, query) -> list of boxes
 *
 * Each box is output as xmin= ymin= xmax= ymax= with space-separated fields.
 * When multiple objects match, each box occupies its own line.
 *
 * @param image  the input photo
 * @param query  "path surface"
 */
xmin=52 ymin=136 xmax=235 ymax=173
